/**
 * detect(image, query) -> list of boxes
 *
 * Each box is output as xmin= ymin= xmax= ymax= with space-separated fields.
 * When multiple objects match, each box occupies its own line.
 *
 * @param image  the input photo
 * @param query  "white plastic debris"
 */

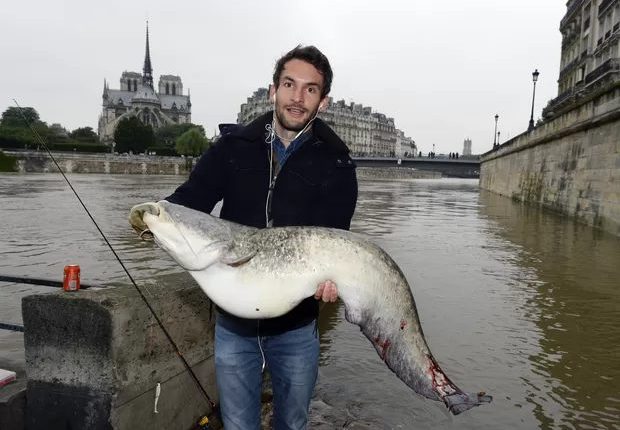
xmin=0 ymin=369 xmax=16 ymax=388
xmin=154 ymin=382 xmax=161 ymax=414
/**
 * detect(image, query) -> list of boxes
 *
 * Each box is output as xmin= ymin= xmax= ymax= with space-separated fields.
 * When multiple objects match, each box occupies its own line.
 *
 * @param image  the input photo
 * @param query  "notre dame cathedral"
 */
xmin=98 ymin=23 xmax=192 ymax=146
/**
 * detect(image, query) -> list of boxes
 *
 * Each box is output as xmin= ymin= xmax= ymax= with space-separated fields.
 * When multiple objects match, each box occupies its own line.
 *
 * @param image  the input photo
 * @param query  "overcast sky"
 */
xmin=1 ymin=0 xmax=566 ymax=155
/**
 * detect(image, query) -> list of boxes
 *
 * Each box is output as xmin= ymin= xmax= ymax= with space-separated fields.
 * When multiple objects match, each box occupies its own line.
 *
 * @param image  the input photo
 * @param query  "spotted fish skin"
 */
xmin=129 ymin=200 xmax=492 ymax=415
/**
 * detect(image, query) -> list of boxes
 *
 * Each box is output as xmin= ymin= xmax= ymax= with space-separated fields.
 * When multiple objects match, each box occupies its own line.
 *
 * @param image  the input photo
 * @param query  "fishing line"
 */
xmin=12 ymin=100 xmax=217 ymax=413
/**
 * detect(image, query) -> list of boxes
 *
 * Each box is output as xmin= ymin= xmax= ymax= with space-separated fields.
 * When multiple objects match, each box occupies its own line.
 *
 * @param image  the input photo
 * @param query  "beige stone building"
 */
xmin=463 ymin=138 xmax=472 ymax=156
xmin=482 ymin=0 xmax=620 ymax=236
xmin=98 ymin=24 xmax=192 ymax=145
xmin=237 ymin=88 xmax=415 ymax=158
xmin=544 ymin=0 xmax=619 ymax=116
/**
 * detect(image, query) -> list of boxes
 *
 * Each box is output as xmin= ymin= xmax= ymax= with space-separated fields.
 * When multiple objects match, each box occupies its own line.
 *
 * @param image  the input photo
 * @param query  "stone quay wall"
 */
xmin=22 ymin=272 xmax=219 ymax=430
xmin=5 ymin=151 xmax=193 ymax=175
xmin=356 ymin=166 xmax=441 ymax=180
xmin=480 ymin=84 xmax=620 ymax=237
xmin=5 ymin=151 xmax=445 ymax=180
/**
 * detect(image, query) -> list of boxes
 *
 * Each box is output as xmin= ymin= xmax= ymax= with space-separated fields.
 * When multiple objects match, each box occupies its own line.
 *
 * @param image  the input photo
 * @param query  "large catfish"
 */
xmin=129 ymin=200 xmax=491 ymax=415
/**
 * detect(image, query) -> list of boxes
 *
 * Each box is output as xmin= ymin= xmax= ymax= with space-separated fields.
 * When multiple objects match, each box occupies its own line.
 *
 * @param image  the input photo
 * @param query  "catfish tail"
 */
xmin=443 ymin=391 xmax=493 ymax=415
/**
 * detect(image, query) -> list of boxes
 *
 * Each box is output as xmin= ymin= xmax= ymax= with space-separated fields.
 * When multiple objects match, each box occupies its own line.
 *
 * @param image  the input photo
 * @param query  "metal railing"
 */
xmin=598 ymin=0 xmax=615 ymax=16
xmin=585 ymin=58 xmax=620 ymax=84
xmin=561 ymin=0 xmax=583 ymax=28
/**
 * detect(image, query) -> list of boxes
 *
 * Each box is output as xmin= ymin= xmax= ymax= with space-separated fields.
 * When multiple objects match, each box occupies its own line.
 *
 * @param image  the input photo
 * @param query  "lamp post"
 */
xmin=497 ymin=131 xmax=501 ymax=146
xmin=528 ymin=69 xmax=540 ymax=131
xmin=493 ymin=114 xmax=499 ymax=148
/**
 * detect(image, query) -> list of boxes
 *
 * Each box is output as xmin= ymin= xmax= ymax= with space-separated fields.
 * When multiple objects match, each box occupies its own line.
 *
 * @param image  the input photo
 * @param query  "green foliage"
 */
xmin=69 ymin=126 xmax=99 ymax=143
xmin=175 ymin=127 xmax=211 ymax=157
xmin=0 ymin=106 xmax=52 ymax=148
xmin=0 ymin=127 xmax=37 ymax=148
xmin=0 ymin=150 xmax=17 ymax=172
xmin=1 ymin=107 xmax=40 ymax=127
xmin=48 ymin=123 xmax=70 ymax=144
xmin=155 ymin=123 xmax=205 ymax=149
xmin=0 ymin=106 xmax=106 ymax=152
xmin=113 ymin=116 xmax=155 ymax=154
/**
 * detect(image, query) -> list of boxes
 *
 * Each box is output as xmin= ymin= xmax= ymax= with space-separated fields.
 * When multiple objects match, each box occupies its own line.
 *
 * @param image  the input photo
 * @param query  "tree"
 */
xmin=175 ymin=127 xmax=211 ymax=157
xmin=47 ymin=123 xmax=70 ymax=144
xmin=0 ymin=106 xmax=51 ymax=149
xmin=1 ymin=107 xmax=40 ymax=127
xmin=113 ymin=117 xmax=155 ymax=153
xmin=155 ymin=123 xmax=206 ymax=149
xmin=70 ymin=127 xmax=99 ymax=143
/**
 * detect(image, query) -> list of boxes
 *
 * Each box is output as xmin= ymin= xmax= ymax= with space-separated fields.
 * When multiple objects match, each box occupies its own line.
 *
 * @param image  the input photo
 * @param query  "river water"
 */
xmin=0 ymin=173 xmax=618 ymax=429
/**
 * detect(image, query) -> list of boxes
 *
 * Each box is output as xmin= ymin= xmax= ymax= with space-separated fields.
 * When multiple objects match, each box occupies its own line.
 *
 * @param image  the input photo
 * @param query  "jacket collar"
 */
xmin=225 ymin=111 xmax=350 ymax=154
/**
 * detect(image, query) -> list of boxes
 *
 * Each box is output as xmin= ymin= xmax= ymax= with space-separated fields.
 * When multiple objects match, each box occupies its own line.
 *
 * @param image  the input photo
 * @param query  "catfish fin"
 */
xmin=220 ymin=239 xmax=257 ymax=267
xmin=221 ymin=251 xmax=256 ymax=267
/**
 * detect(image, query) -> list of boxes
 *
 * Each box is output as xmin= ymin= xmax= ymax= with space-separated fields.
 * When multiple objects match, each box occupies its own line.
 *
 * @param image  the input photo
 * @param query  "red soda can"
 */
xmin=63 ymin=265 xmax=81 ymax=292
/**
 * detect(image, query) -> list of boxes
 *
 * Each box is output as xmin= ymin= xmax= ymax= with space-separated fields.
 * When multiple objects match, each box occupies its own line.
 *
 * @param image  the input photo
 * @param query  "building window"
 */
xmin=577 ymin=65 xmax=585 ymax=82
xmin=172 ymin=83 xmax=176 ymax=95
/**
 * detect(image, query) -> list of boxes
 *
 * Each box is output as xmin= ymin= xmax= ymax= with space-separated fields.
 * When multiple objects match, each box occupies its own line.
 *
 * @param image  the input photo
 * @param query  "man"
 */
xmin=165 ymin=45 xmax=357 ymax=429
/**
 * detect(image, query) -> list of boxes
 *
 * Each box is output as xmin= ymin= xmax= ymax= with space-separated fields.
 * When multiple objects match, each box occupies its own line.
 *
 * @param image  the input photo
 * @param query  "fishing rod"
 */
xmin=12 ymin=101 xmax=217 ymax=417
xmin=0 ymin=322 xmax=25 ymax=332
xmin=0 ymin=274 xmax=101 ymax=289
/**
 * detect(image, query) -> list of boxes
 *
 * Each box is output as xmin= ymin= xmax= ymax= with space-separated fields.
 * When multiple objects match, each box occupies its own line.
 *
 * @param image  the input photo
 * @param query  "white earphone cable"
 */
xmin=263 ymin=100 xmax=323 ymax=227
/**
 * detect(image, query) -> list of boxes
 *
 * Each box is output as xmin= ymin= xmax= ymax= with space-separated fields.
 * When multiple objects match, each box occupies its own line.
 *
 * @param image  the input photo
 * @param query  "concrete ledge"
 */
xmin=22 ymin=272 xmax=217 ymax=430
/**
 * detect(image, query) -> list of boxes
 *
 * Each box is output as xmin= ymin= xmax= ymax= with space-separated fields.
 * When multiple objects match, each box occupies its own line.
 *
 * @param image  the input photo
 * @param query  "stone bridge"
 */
xmin=353 ymin=157 xmax=480 ymax=178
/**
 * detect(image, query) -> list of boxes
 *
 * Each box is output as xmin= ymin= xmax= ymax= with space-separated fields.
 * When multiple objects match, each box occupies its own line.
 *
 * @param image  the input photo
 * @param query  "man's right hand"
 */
xmin=128 ymin=203 xmax=153 ymax=239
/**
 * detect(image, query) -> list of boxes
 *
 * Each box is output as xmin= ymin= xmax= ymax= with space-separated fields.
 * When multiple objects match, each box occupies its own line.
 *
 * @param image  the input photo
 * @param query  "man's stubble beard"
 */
xmin=274 ymin=103 xmax=319 ymax=133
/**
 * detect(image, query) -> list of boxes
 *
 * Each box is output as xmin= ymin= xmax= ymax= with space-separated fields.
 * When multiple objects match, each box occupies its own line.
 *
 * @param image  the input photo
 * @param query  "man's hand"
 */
xmin=129 ymin=206 xmax=148 ymax=234
xmin=315 ymin=280 xmax=338 ymax=303
xmin=128 ymin=203 xmax=155 ymax=240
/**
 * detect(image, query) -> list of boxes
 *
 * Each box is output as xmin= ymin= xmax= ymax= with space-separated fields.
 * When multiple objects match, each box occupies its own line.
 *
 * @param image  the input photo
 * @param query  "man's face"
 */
xmin=271 ymin=59 xmax=327 ymax=133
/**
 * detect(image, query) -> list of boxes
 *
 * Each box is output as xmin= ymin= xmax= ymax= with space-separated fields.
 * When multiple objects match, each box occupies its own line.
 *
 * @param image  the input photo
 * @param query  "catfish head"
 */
xmin=129 ymin=200 xmax=233 ymax=271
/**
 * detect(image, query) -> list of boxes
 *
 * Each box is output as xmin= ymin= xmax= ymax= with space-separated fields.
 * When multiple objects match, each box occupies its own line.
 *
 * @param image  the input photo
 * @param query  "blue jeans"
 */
xmin=215 ymin=315 xmax=319 ymax=430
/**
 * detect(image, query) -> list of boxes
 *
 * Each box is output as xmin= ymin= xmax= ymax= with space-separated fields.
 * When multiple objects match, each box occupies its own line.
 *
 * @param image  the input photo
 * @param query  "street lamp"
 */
xmin=497 ymin=131 xmax=501 ymax=146
xmin=493 ymin=114 xmax=499 ymax=148
xmin=528 ymin=69 xmax=540 ymax=131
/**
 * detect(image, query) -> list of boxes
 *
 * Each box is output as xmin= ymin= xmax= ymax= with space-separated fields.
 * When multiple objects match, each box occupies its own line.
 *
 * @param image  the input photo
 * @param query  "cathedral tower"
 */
xmin=98 ymin=23 xmax=192 ymax=146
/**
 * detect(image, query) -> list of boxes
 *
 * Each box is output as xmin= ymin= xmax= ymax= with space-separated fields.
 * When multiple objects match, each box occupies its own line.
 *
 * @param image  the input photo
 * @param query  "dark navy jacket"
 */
xmin=166 ymin=111 xmax=358 ymax=334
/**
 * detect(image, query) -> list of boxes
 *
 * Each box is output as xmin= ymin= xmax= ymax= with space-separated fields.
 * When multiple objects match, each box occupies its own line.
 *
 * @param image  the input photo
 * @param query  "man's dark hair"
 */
xmin=272 ymin=45 xmax=333 ymax=97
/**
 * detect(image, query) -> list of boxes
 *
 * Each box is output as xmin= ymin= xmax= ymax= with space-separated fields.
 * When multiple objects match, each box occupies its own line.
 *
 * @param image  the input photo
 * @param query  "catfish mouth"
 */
xmin=139 ymin=229 xmax=154 ymax=240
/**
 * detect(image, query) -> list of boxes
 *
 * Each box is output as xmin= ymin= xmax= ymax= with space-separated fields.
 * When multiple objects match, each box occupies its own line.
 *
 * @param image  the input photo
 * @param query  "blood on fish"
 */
xmin=400 ymin=320 xmax=407 ymax=330
xmin=427 ymin=355 xmax=456 ymax=397
xmin=374 ymin=336 xmax=391 ymax=361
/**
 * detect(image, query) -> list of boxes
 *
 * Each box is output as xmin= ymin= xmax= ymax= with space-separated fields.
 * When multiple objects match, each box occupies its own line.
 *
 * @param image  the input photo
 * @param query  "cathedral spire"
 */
xmin=142 ymin=21 xmax=153 ymax=88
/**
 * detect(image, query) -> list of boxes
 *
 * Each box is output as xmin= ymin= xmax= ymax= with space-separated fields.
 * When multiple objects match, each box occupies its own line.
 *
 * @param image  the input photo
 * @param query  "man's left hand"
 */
xmin=315 ymin=280 xmax=338 ymax=302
